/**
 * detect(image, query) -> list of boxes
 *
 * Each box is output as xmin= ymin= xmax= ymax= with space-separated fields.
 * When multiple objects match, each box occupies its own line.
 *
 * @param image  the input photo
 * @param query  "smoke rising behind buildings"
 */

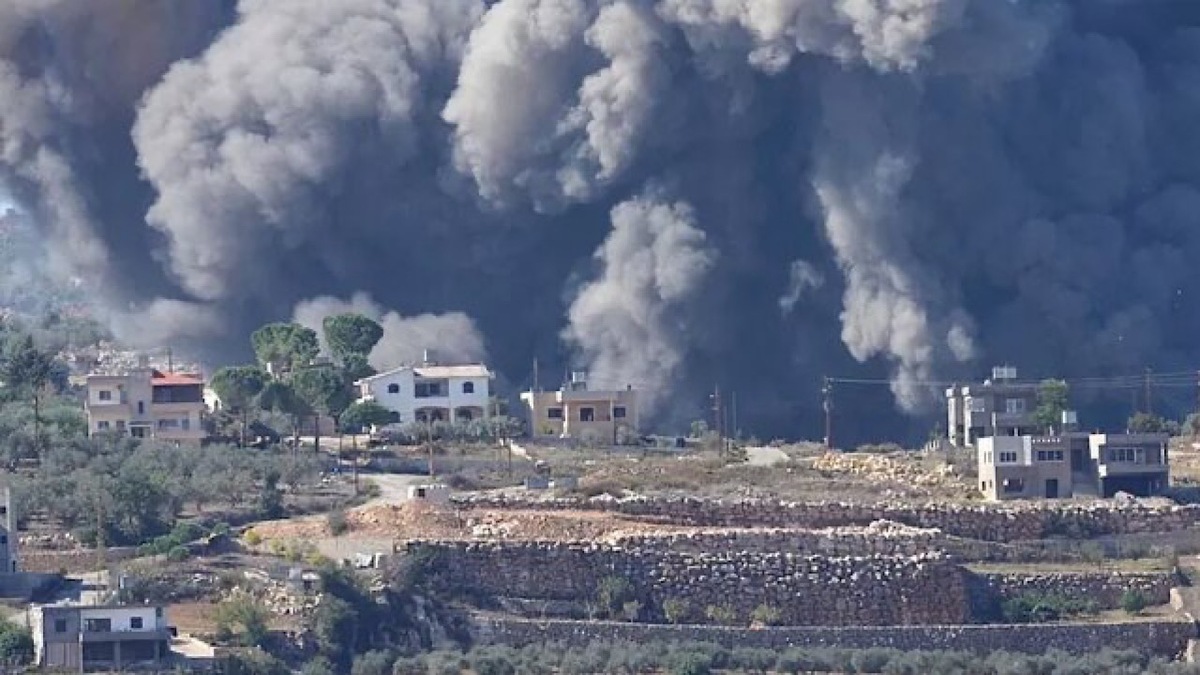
xmin=4 ymin=0 xmax=1200 ymax=440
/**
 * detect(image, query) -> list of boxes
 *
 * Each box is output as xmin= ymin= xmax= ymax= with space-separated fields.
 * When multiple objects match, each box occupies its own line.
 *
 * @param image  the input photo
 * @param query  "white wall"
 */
xmin=362 ymin=370 xmax=490 ymax=422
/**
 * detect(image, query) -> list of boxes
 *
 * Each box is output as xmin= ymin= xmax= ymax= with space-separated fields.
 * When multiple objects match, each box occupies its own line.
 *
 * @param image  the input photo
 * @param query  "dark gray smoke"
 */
xmin=6 ymin=0 xmax=1200 ymax=441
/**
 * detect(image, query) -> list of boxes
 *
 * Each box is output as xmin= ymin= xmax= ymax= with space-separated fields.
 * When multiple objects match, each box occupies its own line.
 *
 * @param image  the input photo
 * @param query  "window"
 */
xmin=462 ymin=382 xmax=475 ymax=394
xmin=54 ymin=618 xmax=67 ymax=633
xmin=155 ymin=608 xmax=163 ymax=618
xmin=1036 ymin=450 xmax=1064 ymax=462
xmin=613 ymin=406 xmax=626 ymax=419
xmin=1002 ymin=478 xmax=1025 ymax=494
xmin=130 ymin=617 xmax=143 ymax=630
xmin=579 ymin=407 xmax=595 ymax=422
xmin=181 ymin=417 xmax=190 ymax=431
xmin=131 ymin=427 xmax=146 ymax=439
xmin=157 ymin=419 xmax=179 ymax=429
xmin=83 ymin=618 xmax=111 ymax=633
xmin=998 ymin=451 xmax=1018 ymax=464
xmin=547 ymin=408 xmax=563 ymax=420
xmin=97 ymin=421 xmax=110 ymax=431
xmin=98 ymin=390 xmax=112 ymax=402
xmin=1004 ymin=398 xmax=1026 ymax=414
xmin=967 ymin=397 xmax=986 ymax=413
xmin=415 ymin=382 xmax=443 ymax=398
xmin=1 ymin=535 xmax=8 ymax=544
xmin=137 ymin=401 xmax=145 ymax=415
xmin=115 ymin=420 xmax=126 ymax=431
xmin=386 ymin=383 xmax=400 ymax=394
xmin=1107 ymin=447 xmax=1142 ymax=463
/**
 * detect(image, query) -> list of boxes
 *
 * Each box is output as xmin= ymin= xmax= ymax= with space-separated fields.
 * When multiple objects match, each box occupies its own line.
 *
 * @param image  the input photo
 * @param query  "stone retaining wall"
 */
xmin=976 ymin=570 xmax=1176 ymax=610
xmin=412 ymin=541 xmax=971 ymax=626
xmin=471 ymin=615 xmax=1197 ymax=658
xmin=451 ymin=495 xmax=1200 ymax=542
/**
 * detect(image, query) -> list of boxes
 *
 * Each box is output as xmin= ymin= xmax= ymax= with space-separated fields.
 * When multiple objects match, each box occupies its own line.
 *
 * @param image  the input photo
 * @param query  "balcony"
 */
xmin=81 ymin=628 xmax=172 ymax=642
xmin=1098 ymin=463 xmax=1168 ymax=478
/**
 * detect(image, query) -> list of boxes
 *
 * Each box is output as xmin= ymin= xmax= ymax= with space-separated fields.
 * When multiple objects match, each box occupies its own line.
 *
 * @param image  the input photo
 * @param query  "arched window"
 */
xmin=386 ymin=383 xmax=400 ymax=394
xmin=462 ymin=381 xmax=475 ymax=394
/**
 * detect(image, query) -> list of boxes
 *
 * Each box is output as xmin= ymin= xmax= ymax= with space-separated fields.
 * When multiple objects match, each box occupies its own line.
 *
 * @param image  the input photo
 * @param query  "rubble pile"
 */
xmin=811 ymin=452 xmax=956 ymax=492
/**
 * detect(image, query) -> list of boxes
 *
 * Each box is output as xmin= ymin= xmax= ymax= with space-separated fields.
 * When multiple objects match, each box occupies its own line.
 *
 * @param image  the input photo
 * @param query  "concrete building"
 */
xmin=520 ymin=372 xmax=638 ymax=443
xmin=946 ymin=366 xmax=1041 ymax=447
xmin=978 ymin=431 xmax=1169 ymax=501
xmin=29 ymin=603 xmax=172 ymax=672
xmin=85 ymin=364 xmax=206 ymax=442
xmin=355 ymin=354 xmax=492 ymax=424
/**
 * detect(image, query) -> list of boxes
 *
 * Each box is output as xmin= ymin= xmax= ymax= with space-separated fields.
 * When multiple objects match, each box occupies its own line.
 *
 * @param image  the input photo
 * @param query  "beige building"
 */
xmin=520 ymin=372 xmax=638 ymax=444
xmin=85 ymin=367 xmax=206 ymax=442
xmin=946 ymin=366 xmax=1042 ymax=448
xmin=978 ymin=431 xmax=1169 ymax=501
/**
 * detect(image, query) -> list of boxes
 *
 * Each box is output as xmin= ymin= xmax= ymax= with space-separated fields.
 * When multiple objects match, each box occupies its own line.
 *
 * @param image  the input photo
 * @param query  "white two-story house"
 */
xmin=355 ymin=362 xmax=493 ymax=424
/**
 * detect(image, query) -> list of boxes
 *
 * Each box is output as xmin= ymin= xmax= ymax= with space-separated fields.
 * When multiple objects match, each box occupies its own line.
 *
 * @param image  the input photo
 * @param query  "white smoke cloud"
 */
xmin=292 ymin=292 xmax=486 ymax=370
xmin=780 ymin=259 xmax=825 ymax=314
xmin=563 ymin=193 xmax=716 ymax=412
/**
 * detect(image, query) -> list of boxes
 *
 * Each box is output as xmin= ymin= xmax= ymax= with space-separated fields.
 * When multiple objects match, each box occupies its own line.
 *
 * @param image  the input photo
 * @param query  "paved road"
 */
xmin=744 ymin=446 xmax=790 ymax=467
xmin=359 ymin=472 xmax=433 ymax=506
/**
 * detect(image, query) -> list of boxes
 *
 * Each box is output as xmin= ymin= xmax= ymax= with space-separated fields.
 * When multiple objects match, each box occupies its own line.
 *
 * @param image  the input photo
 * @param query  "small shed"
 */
xmin=406 ymin=483 xmax=451 ymax=504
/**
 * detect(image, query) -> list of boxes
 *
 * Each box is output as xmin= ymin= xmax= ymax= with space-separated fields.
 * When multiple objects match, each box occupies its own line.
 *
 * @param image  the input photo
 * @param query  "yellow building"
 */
xmin=520 ymin=373 xmax=638 ymax=444
xmin=85 ymin=367 xmax=207 ymax=443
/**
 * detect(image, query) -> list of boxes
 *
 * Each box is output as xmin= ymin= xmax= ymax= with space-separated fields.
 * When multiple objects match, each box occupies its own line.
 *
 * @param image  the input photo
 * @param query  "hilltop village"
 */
xmin=0 ymin=316 xmax=1198 ymax=673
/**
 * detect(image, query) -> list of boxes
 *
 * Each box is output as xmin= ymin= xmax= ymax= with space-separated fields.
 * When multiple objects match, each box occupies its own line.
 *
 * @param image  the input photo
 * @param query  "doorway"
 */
xmin=1044 ymin=478 xmax=1059 ymax=499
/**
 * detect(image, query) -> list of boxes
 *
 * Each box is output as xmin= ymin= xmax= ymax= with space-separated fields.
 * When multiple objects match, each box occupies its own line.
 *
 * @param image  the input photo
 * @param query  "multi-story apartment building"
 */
xmin=520 ymin=372 xmax=639 ymax=444
xmin=85 ymin=364 xmax=206 ymax=442
xmin=946 ymin=366 xmax=1041 ymax=447
xmin=30 ymin=602 xmax=173 ymax=672
xmin=978 ymin=431 xmax=1169 ymax=501
xmin=355 ymin=355 xmax=493 ymax=424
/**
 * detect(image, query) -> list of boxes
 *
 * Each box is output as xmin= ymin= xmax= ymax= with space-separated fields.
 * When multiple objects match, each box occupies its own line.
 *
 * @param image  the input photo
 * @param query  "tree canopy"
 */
xmin=1034 ymin=379 xmax=1069 ymax=431
xmin=0 ymin=334 xmax=53 ymax=398
xmin=341 ymin=401 xmax=397 ymax=433
xmin=293 ymin=366 xmax=353 ymax=419
xmin=322 ymin=314 xmax=383 ymax=364
xmin=251 ymin=323 xmax=319 ymax=375
xmin=210 ymin=366 xmax=267 ymax=413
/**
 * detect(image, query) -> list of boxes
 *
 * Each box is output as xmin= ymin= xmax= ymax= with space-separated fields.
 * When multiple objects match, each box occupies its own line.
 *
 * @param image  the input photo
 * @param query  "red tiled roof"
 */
xmin=151 ymin=371 xmax=203 ymax=386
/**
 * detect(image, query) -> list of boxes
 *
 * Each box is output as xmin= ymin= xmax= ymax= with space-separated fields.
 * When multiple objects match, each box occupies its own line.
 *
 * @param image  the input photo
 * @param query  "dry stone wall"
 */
xmin=411 ymin=541 xmax=972 ymax=626
xmin=452 ymin=495 xmax=1200 ymax=541
xmin=472 ymin=615 xmax=1197 ymax=658
xmin=975 ymin=570 xmax=1176 ymax=610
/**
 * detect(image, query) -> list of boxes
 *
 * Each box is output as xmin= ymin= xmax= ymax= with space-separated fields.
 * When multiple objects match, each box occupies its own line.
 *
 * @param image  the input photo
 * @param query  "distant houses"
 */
xmin=520 ymin=371 xmax=638 ymax=444
xmin=948 ymin=366 xmax=1170 ymax=501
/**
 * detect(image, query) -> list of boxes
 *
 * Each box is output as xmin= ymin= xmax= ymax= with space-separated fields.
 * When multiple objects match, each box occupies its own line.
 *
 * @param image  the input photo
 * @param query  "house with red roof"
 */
xmin=85 ymin=360 xmax=207 ymax=443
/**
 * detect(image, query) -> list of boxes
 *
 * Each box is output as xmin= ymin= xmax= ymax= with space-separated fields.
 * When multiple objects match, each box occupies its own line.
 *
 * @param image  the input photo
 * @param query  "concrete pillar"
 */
xmin=113 ymin=640 xmax=121 ymax=671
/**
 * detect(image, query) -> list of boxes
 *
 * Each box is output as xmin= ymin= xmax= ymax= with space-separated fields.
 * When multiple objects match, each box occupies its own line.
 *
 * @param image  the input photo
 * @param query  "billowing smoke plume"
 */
xmin=564 ymin=193 xmax=716 ymax=409
xmin=6 ymin=0 xmax=1200 ymax=441
xmin=292 ymin=293 xmax=486 ymax=370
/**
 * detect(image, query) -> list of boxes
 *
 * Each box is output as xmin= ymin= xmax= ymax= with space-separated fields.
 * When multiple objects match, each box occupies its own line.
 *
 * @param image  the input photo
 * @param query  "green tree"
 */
xmin=251 ymin=323 xmax=319 ymax=377
xmin=1121 ymin=589 xmax=1148 ymax=615
xmin=257 ymin=380 xmax=310 ymax=449
xmin=293 ymin=365 xmax=353 ymax=451
xmin=1034 ymin=379 xmax=1069 ymax=431
xmin=215 ymin=595 xmax=270 ymax=647
xmin=210 ymin=366 xmax=268 ymax=446
xmin=322 ymin=313 xmax=383 ymax=364
xmin=1 ymin=334 xmax=54 ymax=453
xmin=0 ymin=620 xmax=33 ymax=665
xmin=1128 ymin=412 xmax=1170 ymax=434
xmin=341 ymin=401 xmax=397 ymax=433
xmin=258 ymin=470 xmax=284 ymax=519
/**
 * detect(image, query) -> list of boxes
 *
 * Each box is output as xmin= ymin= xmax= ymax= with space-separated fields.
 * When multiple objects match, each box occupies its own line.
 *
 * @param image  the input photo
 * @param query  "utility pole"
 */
xmin=731 ymin=391 xmax=738 ymax=441
xmin=711 ymin=385 xmax=723 ymax=455
xmin=822 ymin=377 xmax=833 ymax=451
xmin=1144 ymin=368 xmax=1154 ymax=416
xmin=533 ymin=358 xmax=540 ymax=393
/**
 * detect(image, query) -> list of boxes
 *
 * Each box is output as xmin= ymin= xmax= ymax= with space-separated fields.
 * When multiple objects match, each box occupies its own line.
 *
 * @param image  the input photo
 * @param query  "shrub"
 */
xmin=750 ymin=602 xmax=782 ymax=626
xmin=166 ymin=545 xmax=190 ymax=562
xmin=704 ymin=604 xmax=739 ymax=626
xmin=621 ymin=600 xmax=642 ymax=622
xmin=595 ymin=576 xmax=635 ymax=618
xmin=327 ymin=508 xmax=349 ymax=535
xmin=668 ymin=650 xmax=713 ymax=675
xmin=1000 ymin=592 xmax=1098 ymax=623
xmin=351 ymin=650 xmax=395 ymax=675
xmin=1121 ymin=589 xmax=1148 ymax=615
xmin=244 ymin=530 xmax=263 ymax=546
xmin=662 ymin=598 xmax=691 ymax=624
